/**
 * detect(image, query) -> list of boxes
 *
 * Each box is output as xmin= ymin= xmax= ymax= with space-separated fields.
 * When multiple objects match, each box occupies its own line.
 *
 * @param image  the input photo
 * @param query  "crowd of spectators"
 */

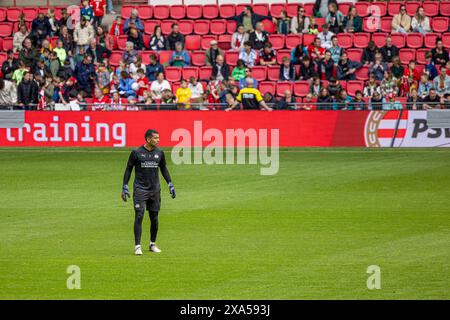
xmin=0 ymin=1 xmax=449 ymax=111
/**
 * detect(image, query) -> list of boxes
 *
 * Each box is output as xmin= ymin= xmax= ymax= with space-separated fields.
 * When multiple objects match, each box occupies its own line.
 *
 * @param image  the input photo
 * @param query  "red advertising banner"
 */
xmin=0 ymin=110 xmax=448 ymax=148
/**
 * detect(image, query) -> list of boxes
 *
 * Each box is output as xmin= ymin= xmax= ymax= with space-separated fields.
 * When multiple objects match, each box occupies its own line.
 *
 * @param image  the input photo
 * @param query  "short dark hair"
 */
xmin=145 ymin=129 xmax=159 ymax=140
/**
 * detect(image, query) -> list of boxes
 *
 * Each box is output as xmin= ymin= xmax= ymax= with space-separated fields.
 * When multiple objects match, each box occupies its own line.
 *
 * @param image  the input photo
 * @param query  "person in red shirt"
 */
xmin=135 ymin=68 xmax=149 ymax=102
xmin=90 ymin=0 xmax=106 ymax=30
xmin=91 ymin=87 xmax=111 ymax=111
xmin=109 ymin=16 xmax=124 ymax=36
xmin=308 ymin=37 xmax=325 ymax=63
xmin=403 ymin=60 xmax=421 ymax=82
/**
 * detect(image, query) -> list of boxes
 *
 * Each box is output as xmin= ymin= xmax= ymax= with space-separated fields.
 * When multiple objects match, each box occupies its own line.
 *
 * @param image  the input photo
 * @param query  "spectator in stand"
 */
xmin=232 ymin=59 xmax=246 ymax=81
xmin=326 ymin=2 xmax=343 ymax=34
xmin=91 ymin=0 xmax=106 ymax=30
xmin=333 ymin=89 xmax=352 ymax=110
xmin=2 ymin=50 xmax=19 ymax=81
xmin=391 ymin=56 xmax=404 ymax=80
xmin=130 ymin=56 xmax=146 ymax=78
xmin=149 ymin=26 xmax=167 ymax=51
xmin=146 ymin=54 xmax=164 ymax=82
xmin=351 ymin=90 xmax=366 ymax=110
xmin=231 ymin=24 xmax=249 ymax=51
xmin=123 ymin=9 xmax=144 ymax=34
xmin=212 ymin=55 xmax=230 ymax=82
xmin=91 ymin=87 xmax=111 ymax=111
xmin=57 ymin=9 xmax=71 ymax=36
xmin=13 ymin=25 xmax=29 ymax=53
xmin=239 ymin=41 xmax=258 ymax=68
xmin=176 ymin=79 xmax=191 ymax=109
xmin=48 ymin=52 xmax=60 ymax=78
xmin=431 ymin=39 xmax=449 ymax=67
xmin=364 ymin=73 xmax=381 ymax=98
xmin=277 ymin=11 xmax=291 ymax=36
xmin=110 ymin=16 xmax=124 ymax=37
xmin=308 ymin=37 xmax=325 ymax=63
xmin=308 ymin=17 xmax=319 ymax=34
xmin=382 ymin=93 xmax=403 ymax=110
xmin=53 ymin=40 xmax=67 ymax=66
xmin=31 ymin=13 xmax=52 ymax=47
xmin=58 ymin=59 xmax=72 ymax=80
xmin=290 ymin=43 xmax=305 ymax=65
xmin=259 ymin=43 xmax=277 ymax=67
xmin=317 ymin=87 xmax=333 ymax=110
xmin=189 ymin=77 xmax=204 ymax=104
xmin=59 ymin=26 xmax=74 ymax=55
xmin=380 ymin=36 xmax=399 ymax=65
xmin=127 ymin=27 xmax=145 ymax=51
xmin=403 ymin=60 xmax=421 ymax=83
xmin=150 ymin=72 xmax=171 ymax=101
xmin=74 ymin=54 xmax=96 ymax=97
xmin=134 ymin=68 xmax=149 ymax=102
xmin=317 ymin=50 xmax=334 ymax=80
xmin=118 ymin=71 xmax=136 ymax=98
xmin=58 ymin=77 xmax=76 ymax=105
xmin=369 ymin=53 xmax=388 ymax=81
xmin=17 ymin=72 xmax=38 ymax=109
xmin=167 ymin=23 xmax=184 ymax=51
xmin=329 ymin=36 xmax=341 ymax=65
xmin=327 ymin=77 xmax=341 ymax=98
xmin=337 ymin=51 xmax=362 ymax=81
xmin=46 ymin=9 xmax=58 ymax=37
xmin=0 ymin=78 xmax=17 ymax=106
xmin=249 ymin=22 xmax=269 ymax=51
xmin=228 ymin=5 xmax=277 ymax=33
xmin=392 ymin=5 xmax=411 ymax=34
xmin=74 ymin=17 xmax=95 ymax=54
xmin=314 ymin=0 xmax=337 ymax=18
xmin=96 ymin=62 xmax=110 ymax=95
xmin=290 ymin=6 xmax=310 ymax=34
xmin=411 ymin=7 xmax=431 ymax=34
xmin=279 ymin=56 xmax=296 ymax=81
xmin=433 ymin=66 xmax=450 ymax=98
xmin=81 ymin=0 xmax=94 ymax=23
xmin=380 ymin=70 xmax=399 ymax=97
xmin=86 ymin=39 xmax=111 ymax=65
xmin=12 ymin=60 xmax=28 ymax=84
xmin=407 ymin=88 xmax=423 ymax=110
xmin=310 ymin=75 xmax=323 ymax=96
xmin=342 ymin=5 xmax=362 ymax=33
xmin=110 ymin=91 xmax=125 ymax=110
xmin=96 ymin=26 xmax=114 ymax=51
xmin=317 ymin=24 xmax=334 ymax=50
xmin=19 ymin=38 xmax=37 ymax=68
xmin=275 ymin=90 xmax=297 ymax=110
xmin=206 ymin=40 xmax=224 ymax=67
xmin=422 ymin=88 xmax=442 ymax=109
xmin=169 ymin=42 xmax=190 ymax=67
xmin=298 ymin=56 xmax=316 ymax=81
xmin=238 ymin=68 xmax=258 ymax=89
xmin=122 ymin=42 xmax=138 ymax=65
xmin=302 ymin=93 xmax=316 ymax=110
xmin=362 ymin=41 xmax=379 ymax=66
xmin=424 ymin=52 xmax=438 ymax=80
xmin=398 ymin=73 xmax=417 ymax=98
xmin=417 ymin=73 xmax=432 ymax=99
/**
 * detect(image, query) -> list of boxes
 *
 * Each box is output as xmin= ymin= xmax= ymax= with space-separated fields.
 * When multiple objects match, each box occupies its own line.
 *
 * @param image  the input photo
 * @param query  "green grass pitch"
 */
xmin=0 ymin=148 xmax=449 ymax=299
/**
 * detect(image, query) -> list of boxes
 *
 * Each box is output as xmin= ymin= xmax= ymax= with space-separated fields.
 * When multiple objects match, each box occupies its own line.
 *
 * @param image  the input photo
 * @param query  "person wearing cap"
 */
xmin=205 ymin=40 xmax=224 ymax=67
xmin=317 ymin=23 xmax=334 ymax=50
xmin=382 ymin=92 xmax=403 ymax=110
xmin=227 ymin=78 xmax=272 ymax=111
xmin=1 ymin=50 xmax=19 ymax=80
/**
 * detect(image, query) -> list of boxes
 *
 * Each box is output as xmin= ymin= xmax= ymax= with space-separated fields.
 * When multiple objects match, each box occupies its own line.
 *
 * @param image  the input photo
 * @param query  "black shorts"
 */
xmin=133 ymin=189 xmax=161 ymax=212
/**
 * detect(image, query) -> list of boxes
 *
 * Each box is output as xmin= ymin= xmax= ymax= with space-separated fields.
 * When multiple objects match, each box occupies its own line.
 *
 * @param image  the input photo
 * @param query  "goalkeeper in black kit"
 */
xmin=121 ymin=129 xmax=176 ymax=256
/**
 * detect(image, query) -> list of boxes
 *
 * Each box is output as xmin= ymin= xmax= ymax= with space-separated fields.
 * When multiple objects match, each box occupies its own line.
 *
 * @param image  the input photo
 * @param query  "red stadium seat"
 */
xmin=254 ymin=4 xmax=269 ymax=16
xmin=186 ymin=5 xmax=202 ymax=20
xmin=137 ymin=6 xmax=153 ymax=20
xmin=399 ymin=49 xmax=416 ymax=64
xmin=391 ymin=33 xmax=406 ymax=48
xmin=370 ymin=2 xmax=387 ymax=17
xmin=165 ymin=67 xmax=182 ymax=82
xmin=218 ymin=34 xmax=232 ymax=50
xmin=194 ymin=20 xmax=210 ymax=36
xmin=269 ymin=35 xmax=285 ymax=50
xmin=347 ymin=80 xmax=364 ymax=97
xmin=225 ymin=51 xmax=239 ymax=66
xmin=380 ymin=17 xmax=393 ymax=33
xmin=210 ymin=20 xmax=227 ymax=35
xmin=226 ymin=20 xmax=237 ymax=34
xmin=443 ymin=33 xmax=450 ymax=49
xmin=153 ymin=5 xmax=170 ymax=20
xmin=339 ymin=2 xmax=352 ymax=16
xmin=0 ymin=52 xmax=6 ymax=66
xmin=355 ymin=2 xmax=370 ymax=17
xmin=302 ymin=34 xmax=316 ymax=46
xmin=144 ymin=20 xmax=160 ymax=35
xmin=304 ymin=4 xmax=315 ymax=17
xmin=347 ymin=48 xmax=363 ymax=62
xmin=285 ymin=4 xmax=298 ymax=17
xmin=276 ymin=82 xmax=293 ymax=97
xmin=22 ymin=7 xmax=37 ymax=22
xmin=182 ymin=67 xmax=199 ymax=80
xmin=270 ymin=3 xmax=286 ymax=18
xmin=442 ymin=2 xmax=450 ymax=17
xmin=276 ymin=50 xmax=291 ymax=65
xmin=7 ymin=7 xmax=22 ymax=22
xmin=424 ymin=33 xmax=440 ymax=49
xmin=140 ymin=51 xmax=156 ymax=65
xmin=259 ymin=81 xmax=276 ymax=96
xmin=0 ymin=22 xmax=13 ymax=37
xmin=117 ymin=36 xmax=128 ymax=50
xmin=219 ymin=4 xmax=235 ymax=19
xmin=121 ymin=5 xmax=134 ymax=19
xmin=406 ymin=33 xmax=424 ymax=49
xmin=267 ymin=65 xmax=280 ymax=81
xmin=423 ymin=1 xmax=439 ymax=17
xmin=143 ymin=34 xmax=150 ymax=49
xmin=353 ymin=33 xmax=370 ymax=48
xmin=371 ymin=33 xmax=388 ymax=48
xmin=161 ymin=20 xmax=177 ymax=36
xmin=185 ymin=35 xmax=201 ymax=51
xmin=159 ymin=51 xmax=173 ymax=65
xmin=405 ymin=2 xmax=422 ymax=16
xmin=191 ymin=50 xmax=205 ymax=66
xmin=0 ymin=8 xmax=6 ymax=22
xmin=171 ymin=82 xmax=180 ymax=93
xmin=201 ymin=35 xmax=217 ymax=50
xmin=355 ymin=65 xmax=369 ymax=81
xmin=199 ymin=66 xmax=212 ymax=80
xmin=251 ymin=66 xmax=267 ymax=82
xmin=337 ymin=34 xmax=354 ymax=49
xmin=109 ymin=51 xmax=122 ymax=67
xmin=261 ymin=20 xmax=276 ymax=34
xmin=363 ymin=17 xmax=379 ymax=33
xmin=293 ymin=81 xmax=309 ymax=97
xmin=416 ymin=48 xmax=429 ymax=65
xmin=432 ymin=18 xmax=449 ymax=33
xmin=54 ymin=6 xmax=65 ymax=20
xmin=387 ymin=1 xmax=403 ymax=16
xmin=286 ymin=34 xmax=302 ymax=49
xmin=178 ymin=20 xmax=193 ymax=35
xmin=203 ymin=5 xmax=219 ymax=19
xmin=170 ymin=5 xmax=186 ymax=20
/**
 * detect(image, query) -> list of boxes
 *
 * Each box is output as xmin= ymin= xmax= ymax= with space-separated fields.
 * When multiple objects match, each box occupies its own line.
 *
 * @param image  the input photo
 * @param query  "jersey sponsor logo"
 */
xmin=141 ymin=161 xmax=159 ymax=168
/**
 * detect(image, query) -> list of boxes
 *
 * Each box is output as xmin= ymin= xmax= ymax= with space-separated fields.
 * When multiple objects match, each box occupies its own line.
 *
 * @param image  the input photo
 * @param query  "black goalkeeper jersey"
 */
xmin=123 ymin=146 xmax=172 ymax=193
